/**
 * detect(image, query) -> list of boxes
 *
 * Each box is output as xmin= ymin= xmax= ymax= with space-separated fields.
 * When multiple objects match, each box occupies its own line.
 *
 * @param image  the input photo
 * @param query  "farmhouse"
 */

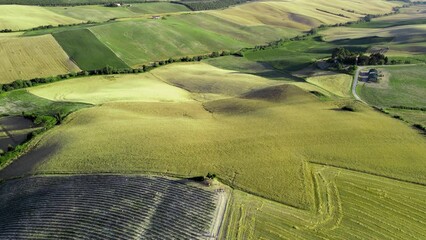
xmin=151 ymin=16 xmax=161 ymax=20
xmin=105 ymin=3 xmax=121 ymax=7
xmin=368 ymin=69 xmax=379 ymax=82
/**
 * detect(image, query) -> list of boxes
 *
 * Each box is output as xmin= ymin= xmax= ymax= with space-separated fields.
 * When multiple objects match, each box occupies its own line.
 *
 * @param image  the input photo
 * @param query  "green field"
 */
xmin=0 ymin=5 xmax=81 ymax=30
xmin=357 ymin=65 xmax=426 ymax=128
xmin=90 ymin=18 xmax=251 ymax=66
xmin=244 ymin=36 xmax=336 ymax=72
xmin=53 ymin=28 xmax=129 ymax=70
xmin=46 ymin=3 xmax=190 ymax=22
xmin=10 ymin=62 xmax=425 ymax=211
xmin=0 ymin=89 xmax=91 ymax=116
xmin=358 ymin=65 xmax=426 ymax=108
xmin=0 ymin=34 xmax=80 ymax=83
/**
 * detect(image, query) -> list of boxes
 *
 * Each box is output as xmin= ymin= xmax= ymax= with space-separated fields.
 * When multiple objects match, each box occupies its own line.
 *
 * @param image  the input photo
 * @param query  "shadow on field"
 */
xmin=0 ymin=142 xmax=59 ymax=180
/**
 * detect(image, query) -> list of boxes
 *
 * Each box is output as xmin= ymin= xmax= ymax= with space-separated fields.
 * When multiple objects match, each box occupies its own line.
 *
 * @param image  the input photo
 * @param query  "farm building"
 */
xmin=368 ymin=69 xmax=379 ymax=82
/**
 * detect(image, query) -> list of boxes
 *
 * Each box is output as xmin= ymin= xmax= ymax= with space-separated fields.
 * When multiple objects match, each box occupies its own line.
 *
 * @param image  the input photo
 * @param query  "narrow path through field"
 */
xmin=352 ymin=66 xmax=366 ymax=103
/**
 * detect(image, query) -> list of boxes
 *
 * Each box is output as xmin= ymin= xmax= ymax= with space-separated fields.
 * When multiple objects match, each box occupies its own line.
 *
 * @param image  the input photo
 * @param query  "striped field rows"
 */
xmin=0 ymin=175 xmax=222 ymax=239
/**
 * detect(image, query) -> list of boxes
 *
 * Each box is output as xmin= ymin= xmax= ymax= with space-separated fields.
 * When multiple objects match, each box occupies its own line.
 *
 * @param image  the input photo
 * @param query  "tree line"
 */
xmin=172 ymin=0 xmax=248 ymax=11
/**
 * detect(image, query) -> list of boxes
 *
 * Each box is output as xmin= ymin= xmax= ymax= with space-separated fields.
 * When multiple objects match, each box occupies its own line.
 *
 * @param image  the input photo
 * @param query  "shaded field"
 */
xmin=0 ymin=5 xmax=81 ymax=30
xmin=0 ymin=175 xmax=221 ymax=239
xmin=46 ymin=2 xmax=190 ymax=22
xmin=321 ymin=24 xmax=426 ymax=55
xmin=352 ymin=5 xmax=426 ymax=28
xmin=14 ymin=62 xmax=426 ymax=210
xmin=0 ymin=90 xmax=91 ymax=116
xmin=223 ymin=164 xmax=426 ymax=239
xmin=203 ymin=55 xmax=297 ymax=81
xmin=0 ymin=34 xmax=80 ymax=83
xmin=53 ymin=28 xmax=129 ymax=70
xmin=0 ymin=116 xmax=34 ymax=152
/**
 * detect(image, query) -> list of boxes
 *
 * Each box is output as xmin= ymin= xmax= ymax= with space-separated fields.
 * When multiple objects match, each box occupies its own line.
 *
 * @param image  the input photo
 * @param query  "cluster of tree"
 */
xmin=391 ymin=106 xmax=426 ymax=111
xmin=330 ymin=47 xmax=388 ymax=66
xmin=0 ymin=29 xmax=13 ymax=33
xmin=316 ymin=8 xmax=349 ymax=19
xmin=173 ymin=0 xmax=248 ymax=11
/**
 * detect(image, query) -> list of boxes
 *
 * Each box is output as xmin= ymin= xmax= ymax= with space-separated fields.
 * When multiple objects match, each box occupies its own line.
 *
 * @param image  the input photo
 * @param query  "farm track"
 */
xmin=0 ymin=175 xmax=227 ymax=240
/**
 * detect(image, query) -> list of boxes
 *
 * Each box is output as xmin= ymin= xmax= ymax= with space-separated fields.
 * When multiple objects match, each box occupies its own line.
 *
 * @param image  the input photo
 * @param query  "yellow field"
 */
xmin=208 ymin=0 xmax=401 ymax=31
xmin=223 ymin=164 xmax=426 ymax=239
xmin=0 ymin=35 xmax=80 ymax=84
xmin=369 ymin=5 xmax=426 ymax=23
xmin=26 ymin=62 xmax=426 ymax=210
xmin=306 ymin=73 xmax=352 ymax=97
xmin=29 ymin=74 xmax=192 ymax=104
xmin=0 ymin=5 xmax=81 ymax=30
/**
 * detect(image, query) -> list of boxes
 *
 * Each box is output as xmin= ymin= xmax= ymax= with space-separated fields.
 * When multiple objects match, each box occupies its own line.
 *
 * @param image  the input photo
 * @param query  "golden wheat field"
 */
xmin=0 ymin=34 xmax=80 ymax=83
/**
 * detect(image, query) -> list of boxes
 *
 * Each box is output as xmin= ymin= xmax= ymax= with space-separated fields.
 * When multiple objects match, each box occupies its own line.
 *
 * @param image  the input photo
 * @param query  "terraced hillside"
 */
xmin=0 ymin=175 xmax=224 ymax=239
xmin=0 ymin=34 xmax=80 ymax=84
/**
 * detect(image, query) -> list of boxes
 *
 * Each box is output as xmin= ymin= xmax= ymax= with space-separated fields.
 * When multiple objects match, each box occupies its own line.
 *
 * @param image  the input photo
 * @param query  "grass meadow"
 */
xmin=17 ymin=62 xmax=426 ymax=210
xmin=53 ymin=29 xmax=129 ymax=70
xmin=0 ymin=34 xmax=80 ymax=83
xmin=358 ymin=65 xmax=426 ymax=108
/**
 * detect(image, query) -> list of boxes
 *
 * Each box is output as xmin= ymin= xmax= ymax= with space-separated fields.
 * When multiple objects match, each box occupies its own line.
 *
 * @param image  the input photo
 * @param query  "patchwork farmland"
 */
xmin=0 ymin=0 xmax=425 ymax=239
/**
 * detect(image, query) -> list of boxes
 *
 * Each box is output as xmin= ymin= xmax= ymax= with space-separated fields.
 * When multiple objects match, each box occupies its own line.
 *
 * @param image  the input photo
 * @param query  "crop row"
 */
xmin=0 ymin=175 xmax=219 ymax=239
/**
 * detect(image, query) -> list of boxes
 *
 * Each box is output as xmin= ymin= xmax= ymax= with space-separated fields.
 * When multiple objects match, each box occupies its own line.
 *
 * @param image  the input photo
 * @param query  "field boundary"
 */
xmin=310 ymin=161 xmax=426 ymax=187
